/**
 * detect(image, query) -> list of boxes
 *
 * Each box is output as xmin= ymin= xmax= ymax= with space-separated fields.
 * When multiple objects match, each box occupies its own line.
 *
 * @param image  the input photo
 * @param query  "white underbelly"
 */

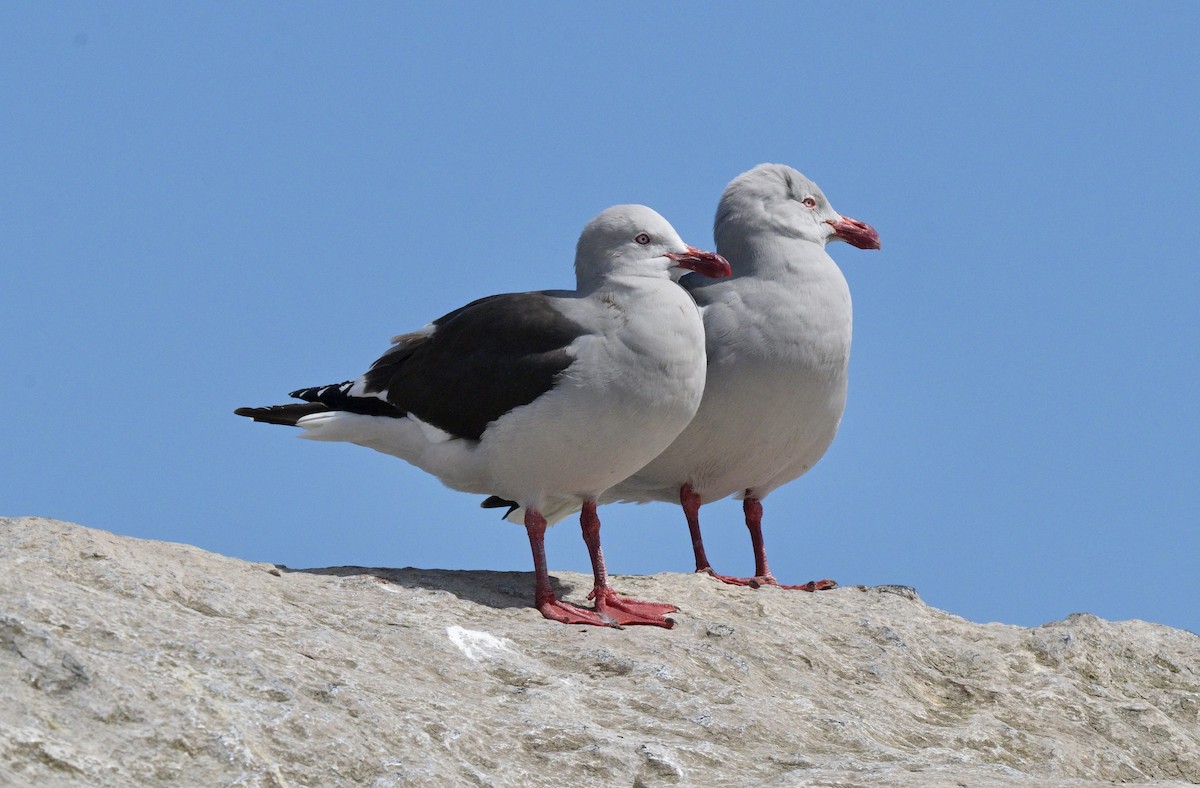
xmin=614 ymin=357 xmax=847 ymax=503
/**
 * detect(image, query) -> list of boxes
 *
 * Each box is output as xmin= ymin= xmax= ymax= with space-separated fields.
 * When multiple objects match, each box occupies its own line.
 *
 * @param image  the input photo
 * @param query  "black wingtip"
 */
xmin=234 ymin=403 xmax=329 ymax=426
xmin=286 ymin=381 xmax=409 ymax=419
xmin=481 ymin=495 xmax=520 ymax=518
xmin=289 ymin=384 xmax=332 ymax=402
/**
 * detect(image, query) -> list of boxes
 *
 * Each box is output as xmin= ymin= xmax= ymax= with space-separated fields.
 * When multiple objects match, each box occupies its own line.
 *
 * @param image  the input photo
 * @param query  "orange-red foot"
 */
xmin=536 ymin=590 xmax=677 ymax=628
xmin=591 ymin=586 xmax=676 ymax=628
xmin=768 ymin=577 xmax=838 ymax=592
xmin=697 ymin=568 xmax=759 ymax=587
xmin=698 ymin=568 xmax=837 ymax=592
xmin=537 ymin=598 xmax=617 ymax=627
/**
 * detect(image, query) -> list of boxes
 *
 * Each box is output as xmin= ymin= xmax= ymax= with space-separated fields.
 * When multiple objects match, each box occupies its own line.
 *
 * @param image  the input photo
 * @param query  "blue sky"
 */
xmin=4 ymin=4 xmax=1198 ymax=634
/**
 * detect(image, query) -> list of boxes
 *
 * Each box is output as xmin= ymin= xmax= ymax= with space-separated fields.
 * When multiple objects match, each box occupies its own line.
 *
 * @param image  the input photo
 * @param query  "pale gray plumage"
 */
xmin=499 ymin=165 xmax=880 ymax=587
xmin=238 ymin=203 xmax=732 ymax=625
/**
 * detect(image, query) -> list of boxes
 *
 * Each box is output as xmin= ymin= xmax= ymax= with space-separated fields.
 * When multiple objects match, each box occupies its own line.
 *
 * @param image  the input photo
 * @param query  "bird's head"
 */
xmin=715 ymin=163 xmax=880 ymax=252
xmin=575 ymin=204 xmax=731 ymax=290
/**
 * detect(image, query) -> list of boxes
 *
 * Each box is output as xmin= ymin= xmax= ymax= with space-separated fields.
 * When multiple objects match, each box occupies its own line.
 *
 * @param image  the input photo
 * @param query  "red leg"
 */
xmin=680 ymin=490 xmax=835 ymax=591
xmin=525 ymin=508 xmax=611 ymax=626
xmin=743 ymin=496 xmax=836 ymax=592
xmin=681 ymin=483 xmax=714 ymax=573
xmin=745 ymin=497 xmax=772 ymax=578
xmin=580 ymin=501 xmax=676 ymax=627
xmin=682 ymin=483 xmax=766 ymax=587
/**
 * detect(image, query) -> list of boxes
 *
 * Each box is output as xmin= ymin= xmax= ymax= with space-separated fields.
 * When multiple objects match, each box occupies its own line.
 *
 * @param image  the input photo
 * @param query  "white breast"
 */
xmin=611 ymin=249 xmax=851 ymax=504
xmin=473 ymin=276 xmax=708 ymax=505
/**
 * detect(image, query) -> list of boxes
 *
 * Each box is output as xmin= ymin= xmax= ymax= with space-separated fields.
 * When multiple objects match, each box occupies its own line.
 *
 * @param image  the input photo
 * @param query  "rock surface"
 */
xmin=1 ymin=517 xmax=1198 ymax=787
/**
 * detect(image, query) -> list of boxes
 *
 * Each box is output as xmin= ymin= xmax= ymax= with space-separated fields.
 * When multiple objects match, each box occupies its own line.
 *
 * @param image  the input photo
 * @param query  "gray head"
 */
xmin=575 ymin=204 xmax=730 ymax=291
xmin=714 ymin=163 xmax=880 ymax=252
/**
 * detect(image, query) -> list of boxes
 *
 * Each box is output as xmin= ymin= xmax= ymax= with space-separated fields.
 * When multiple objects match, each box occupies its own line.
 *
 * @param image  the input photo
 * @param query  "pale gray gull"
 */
xmin=487 ymin=165 xmax=880 ymax=590
xmin=237 ymin=204 xmax=731 ymax=626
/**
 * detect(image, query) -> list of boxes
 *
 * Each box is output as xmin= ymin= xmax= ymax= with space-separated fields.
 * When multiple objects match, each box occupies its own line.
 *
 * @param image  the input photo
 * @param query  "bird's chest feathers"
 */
xmin=575 ymin=285 xmax=706 ymax=389
xmin=709 ymin=281 xmax=851 ymax=375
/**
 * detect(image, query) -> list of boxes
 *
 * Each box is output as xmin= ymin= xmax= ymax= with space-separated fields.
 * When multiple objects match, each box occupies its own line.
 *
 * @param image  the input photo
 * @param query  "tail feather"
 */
xmin=484 ymin=495 xmax=583 ymax=526
xmin=481 ymin=495 xmax=520 ymax=518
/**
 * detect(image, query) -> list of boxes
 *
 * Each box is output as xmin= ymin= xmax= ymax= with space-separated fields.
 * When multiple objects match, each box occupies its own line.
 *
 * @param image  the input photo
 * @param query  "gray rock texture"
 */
xmin=1 ymin=517 xmax=1197 ymax=787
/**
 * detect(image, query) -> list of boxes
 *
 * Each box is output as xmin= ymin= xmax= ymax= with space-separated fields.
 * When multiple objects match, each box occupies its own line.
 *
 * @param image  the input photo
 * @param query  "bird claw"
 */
xmin=699 ymin=568 xmax=837 ymax=592
xmin=775 ymin=578 xmax=838 ymax=592
xmin=537 ymin=588 xmax=676 ymax=628
xmin=592 ymin=586 xmax=676 ymax=628
xmin=697 ymin=567 xmax=759 ymax=586
xmin=538 ymin=599 xmax=621 ymax=628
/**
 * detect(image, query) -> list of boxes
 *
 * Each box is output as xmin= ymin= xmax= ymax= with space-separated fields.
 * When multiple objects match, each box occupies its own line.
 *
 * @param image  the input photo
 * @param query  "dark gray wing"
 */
xmin=237 ymin=292 xmax=585 ymax=440
xmin=355 ymin=292 xmax=585 ymax=441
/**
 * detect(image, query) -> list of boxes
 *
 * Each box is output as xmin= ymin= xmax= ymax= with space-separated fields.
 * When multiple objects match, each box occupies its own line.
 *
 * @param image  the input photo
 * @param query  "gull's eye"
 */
xmin=801 ymin=196 xmax=818 ymax=209
xmin=634 ymin=233 xmax=651 ymax=245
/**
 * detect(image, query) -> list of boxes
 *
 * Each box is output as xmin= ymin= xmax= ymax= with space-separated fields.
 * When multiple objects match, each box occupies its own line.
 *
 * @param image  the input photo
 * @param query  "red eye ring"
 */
xmin=634 ymin=233 xmax=651 ymax=245
xmin=801 ymin=196 xmax=817 ymax=208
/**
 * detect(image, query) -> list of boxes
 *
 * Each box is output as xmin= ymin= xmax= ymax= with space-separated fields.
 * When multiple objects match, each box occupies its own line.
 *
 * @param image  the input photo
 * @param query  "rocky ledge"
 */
xmin=2 ymin=517 xmax=1197 ymax=786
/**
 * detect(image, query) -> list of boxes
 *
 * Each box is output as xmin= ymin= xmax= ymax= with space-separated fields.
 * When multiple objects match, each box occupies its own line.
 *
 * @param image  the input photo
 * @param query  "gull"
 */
xmin=489 ymin=165 xmax=880 ymax=590
xmin=237 ymin=204 xmax=731 ymax=625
